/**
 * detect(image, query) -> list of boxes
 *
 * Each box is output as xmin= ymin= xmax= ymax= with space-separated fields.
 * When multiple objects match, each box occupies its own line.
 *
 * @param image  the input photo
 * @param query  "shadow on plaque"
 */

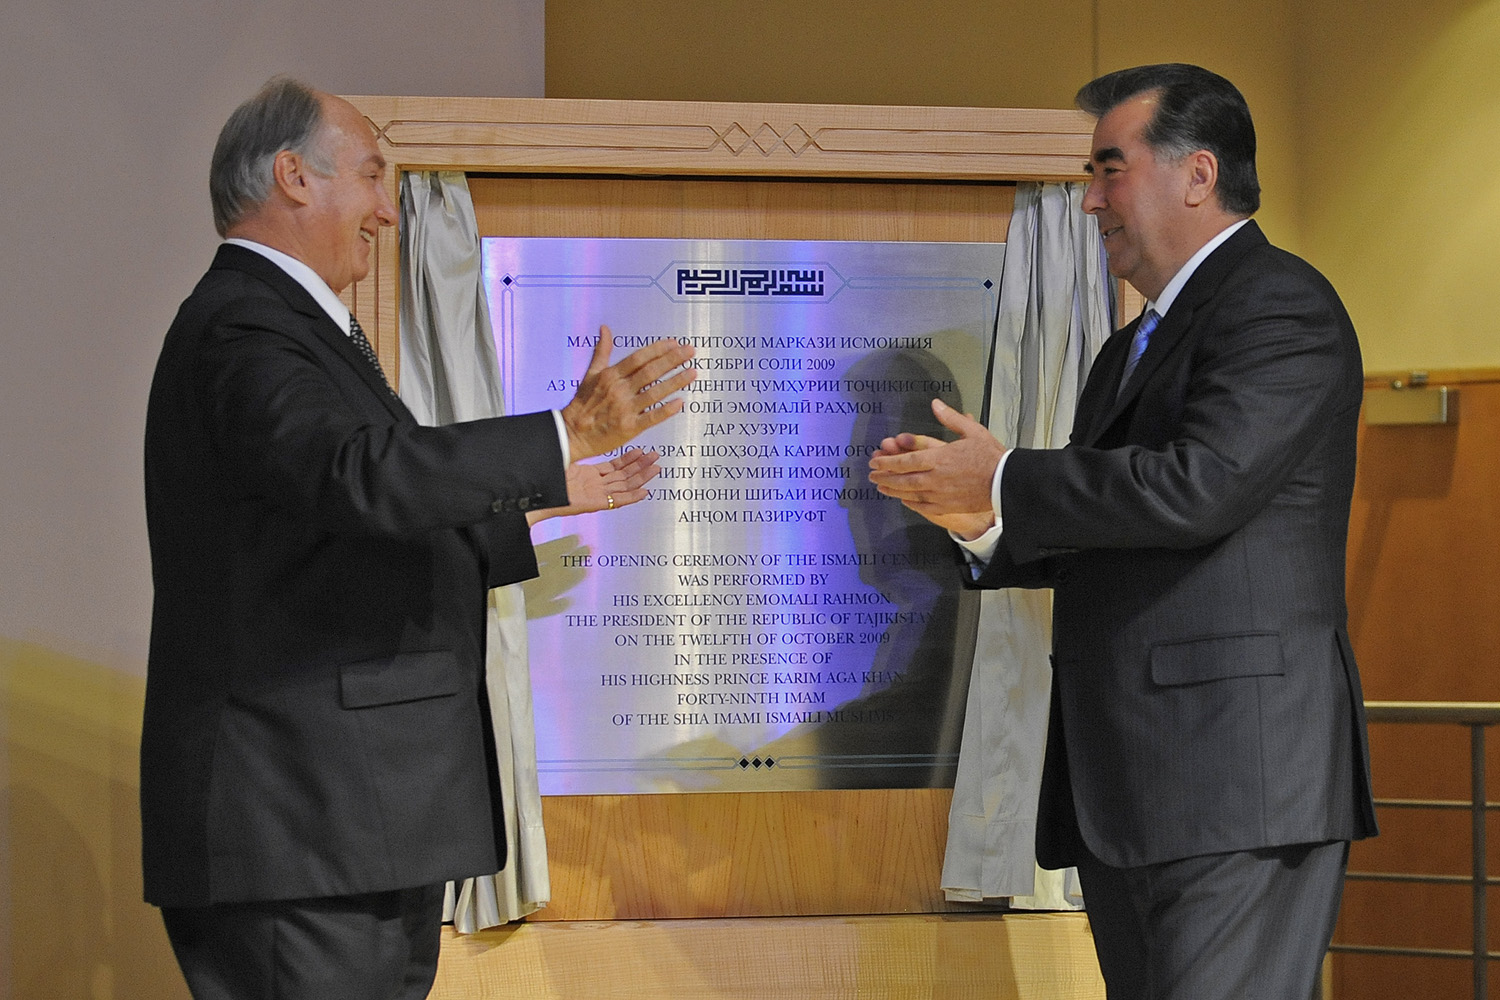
xmin=758 ymin=344 xmax=980 ymax=789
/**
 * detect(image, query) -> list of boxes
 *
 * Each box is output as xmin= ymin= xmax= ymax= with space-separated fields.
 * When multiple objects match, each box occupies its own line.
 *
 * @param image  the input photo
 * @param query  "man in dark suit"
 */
xmin=869 ymin=64 xmax=1377 ymax=999
xmin=142 ymin=78 xmax=694 ymax=1000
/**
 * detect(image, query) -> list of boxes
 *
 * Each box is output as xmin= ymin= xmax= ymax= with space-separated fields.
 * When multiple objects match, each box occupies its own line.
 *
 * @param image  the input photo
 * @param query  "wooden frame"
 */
xmin=341 ymin=95 xmax=1096 ymax=376
xmin=335 ymin=95 xmax=1110 ymax=998
xmin=339 ymin=94 xmax=1097 ymax=926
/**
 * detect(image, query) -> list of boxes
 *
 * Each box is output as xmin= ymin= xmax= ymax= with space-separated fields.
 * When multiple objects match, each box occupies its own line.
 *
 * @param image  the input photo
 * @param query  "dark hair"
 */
xmin=208 ymin=77 xmax=333 ymax=237
xmin=1076 ymin=63 xmax=1260 ymax=215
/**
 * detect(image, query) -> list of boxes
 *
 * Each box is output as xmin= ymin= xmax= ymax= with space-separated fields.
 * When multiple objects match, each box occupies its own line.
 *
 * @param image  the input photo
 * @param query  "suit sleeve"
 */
xmin=195 ymin=298 xmax=568 ymax=538
xmin=469 ymin=516 xmax=541 ymax=589
xmin=970 ymin=542 xmax=1058 ymax=590
xmin=999 ymin=258 xmax=1361 ymax=564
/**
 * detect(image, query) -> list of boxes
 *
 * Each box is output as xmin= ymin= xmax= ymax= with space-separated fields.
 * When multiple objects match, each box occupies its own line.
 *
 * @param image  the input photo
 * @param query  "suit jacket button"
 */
xmin=490 ymin=499 xmax=506 ymax=513
xmin=517 ymin=497 xmax=532 ymax=511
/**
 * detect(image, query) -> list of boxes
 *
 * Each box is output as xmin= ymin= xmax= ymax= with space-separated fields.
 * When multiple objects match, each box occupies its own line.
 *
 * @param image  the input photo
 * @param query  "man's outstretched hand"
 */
xmin=868 ymin=399 xmax=1005 ymax=538
xmin=561 ymin=325 xmax=696 ymax=461
xmin=527 ymin=448 xmax=662 ymax=525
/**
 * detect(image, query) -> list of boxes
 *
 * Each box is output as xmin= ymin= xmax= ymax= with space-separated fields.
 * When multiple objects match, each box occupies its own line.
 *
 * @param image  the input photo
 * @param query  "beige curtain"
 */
xmin=398 ymin=170 xmax=550 ymax=928
xmin=940 ymin=182 xmax=1113 ymax=910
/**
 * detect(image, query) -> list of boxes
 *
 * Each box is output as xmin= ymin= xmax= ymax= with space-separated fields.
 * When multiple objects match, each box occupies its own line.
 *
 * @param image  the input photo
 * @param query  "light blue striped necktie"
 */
xmin=1117 ymin=308 xmax=1161 ymax=397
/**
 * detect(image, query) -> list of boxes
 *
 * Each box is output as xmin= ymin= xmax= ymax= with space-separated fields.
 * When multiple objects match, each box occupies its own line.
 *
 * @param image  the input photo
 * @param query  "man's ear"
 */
xmin=272 ymin=149 xmax=313 ymax=207
xmin=1183 ymin=149 xmax=1219 ymax=208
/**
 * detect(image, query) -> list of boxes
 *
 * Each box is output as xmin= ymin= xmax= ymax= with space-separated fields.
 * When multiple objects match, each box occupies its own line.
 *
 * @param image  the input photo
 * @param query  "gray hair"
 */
xmin=209 ymin=77 xmax=334 ymax=236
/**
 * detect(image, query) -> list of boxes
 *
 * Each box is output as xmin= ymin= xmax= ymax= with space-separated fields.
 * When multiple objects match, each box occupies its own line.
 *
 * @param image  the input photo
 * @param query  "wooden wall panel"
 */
xmin=469 ymin=175 xmax=1016 ymax=242
xmin=1334 ymin=371 xmax=1500 ymax=999
xmin=539 ymin=789 xmax=956 ymax=920
xmin=470 ymin=174 xmax=1014 ymax=920
xmin=1347 ymin=371 xmax=1500 ymax=700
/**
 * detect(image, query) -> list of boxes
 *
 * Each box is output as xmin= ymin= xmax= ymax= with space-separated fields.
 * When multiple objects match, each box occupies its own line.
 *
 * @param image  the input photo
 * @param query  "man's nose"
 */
xmin=375 ymin=186 xmax=397 ymax=226
xmin=1080 ymin=178 xmax=1104 ymax=214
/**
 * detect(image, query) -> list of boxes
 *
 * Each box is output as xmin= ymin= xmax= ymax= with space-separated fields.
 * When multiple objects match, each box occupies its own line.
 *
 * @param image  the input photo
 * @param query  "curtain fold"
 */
xmin=940 ymin=182 xmax=1113 ymax=910
xmin=399 ymin=170 xmax=550 ymax=929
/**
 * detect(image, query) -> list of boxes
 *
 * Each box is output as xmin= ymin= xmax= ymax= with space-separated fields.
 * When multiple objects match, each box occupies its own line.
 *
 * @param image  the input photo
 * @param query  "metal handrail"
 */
xmin=1326 ymin=700 xmax=1500 ymax=1000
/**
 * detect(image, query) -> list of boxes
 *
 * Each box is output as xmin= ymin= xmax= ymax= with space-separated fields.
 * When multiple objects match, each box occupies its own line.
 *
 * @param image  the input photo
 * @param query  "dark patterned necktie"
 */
xmin=1117 ymin=308 xmax=1161 ymax=397
xmin=348 ymin=315 xmax=397 ymax=397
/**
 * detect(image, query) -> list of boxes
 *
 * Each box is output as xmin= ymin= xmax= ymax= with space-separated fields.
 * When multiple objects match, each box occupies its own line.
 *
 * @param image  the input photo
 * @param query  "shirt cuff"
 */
xmin=952 ymin=522 xmax=1003 ymax=567
xmin=991 ymin=447 xmax=1010 ymax=521
xmin=551 ymin=409 xmax=570 ymax=467
xmin=948 ymin=448 xmax=1010 ymax=571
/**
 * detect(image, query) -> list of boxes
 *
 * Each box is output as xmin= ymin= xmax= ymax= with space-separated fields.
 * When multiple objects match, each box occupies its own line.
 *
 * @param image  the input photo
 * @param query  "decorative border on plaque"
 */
xmin=491 ymin=261 xmax=844 ymax=302
xmin=537 ymin=751 xmax=961 ymax=777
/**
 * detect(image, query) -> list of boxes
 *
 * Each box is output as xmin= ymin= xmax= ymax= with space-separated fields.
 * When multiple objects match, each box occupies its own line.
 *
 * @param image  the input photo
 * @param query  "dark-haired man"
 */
xmin=142 ymin=78 xmax=694 ymax=999
xmin=869 ymin=64 xmax=1376 ymax=998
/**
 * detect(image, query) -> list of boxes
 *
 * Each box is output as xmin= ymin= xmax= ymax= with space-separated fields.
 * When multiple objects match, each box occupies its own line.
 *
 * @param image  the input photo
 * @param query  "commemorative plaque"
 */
xmin=485 ymin=238 xmax=1004 ymax=793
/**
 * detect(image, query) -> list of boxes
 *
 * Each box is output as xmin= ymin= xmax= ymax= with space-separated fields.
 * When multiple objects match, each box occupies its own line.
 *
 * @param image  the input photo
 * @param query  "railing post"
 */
xmin=1330 ymin=704 xmax=1500 ymax=989
xmin=1472 ymin=723 xmax=1487 ymax=1000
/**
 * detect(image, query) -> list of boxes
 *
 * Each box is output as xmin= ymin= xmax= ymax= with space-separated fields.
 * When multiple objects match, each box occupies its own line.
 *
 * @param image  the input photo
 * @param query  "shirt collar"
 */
xmin=1146 ymin=218 xmax=1251 ymax=318
xmin=225 ymin=238 xmax=351 ymax=335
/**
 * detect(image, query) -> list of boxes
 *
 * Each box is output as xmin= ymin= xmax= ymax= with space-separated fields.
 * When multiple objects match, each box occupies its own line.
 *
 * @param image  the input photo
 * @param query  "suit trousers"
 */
xmin=1075 ymin=840 xmax=1348 ymax=1000
xmin=161 ymin=883 xmax=446 ymax=1000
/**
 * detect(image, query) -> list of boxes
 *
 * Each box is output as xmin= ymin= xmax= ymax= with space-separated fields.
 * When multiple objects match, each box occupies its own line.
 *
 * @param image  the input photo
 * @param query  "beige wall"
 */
xmin=1296 ymin=0 xmax=1500 ymax=372
xmin=1097 ymin=0 xmax=1302 ymax=258
xmin=6 ymin=0 xmax=1495 ymax=994
xmin=546 ymin=0 xmax=1095 ymax=109
xmin=548 ymin=0 xmax=1500 ymax=372
xmin=546 ymin=0 xmax=1302 ymax=281
xmin=0 ymin=4 xmax=543 ymax=995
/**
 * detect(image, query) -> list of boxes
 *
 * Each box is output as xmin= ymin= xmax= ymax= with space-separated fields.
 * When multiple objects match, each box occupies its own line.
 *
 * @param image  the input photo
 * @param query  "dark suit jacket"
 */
xmin=142 ymin=244 xmax=568 ymax=907
xmin=977 ymin=222 xmax=1378 ymax=870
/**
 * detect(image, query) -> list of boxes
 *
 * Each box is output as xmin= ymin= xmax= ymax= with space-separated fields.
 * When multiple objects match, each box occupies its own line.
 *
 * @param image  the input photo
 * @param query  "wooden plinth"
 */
xmin=431 ymin=912 xmax=1104 ymax=1000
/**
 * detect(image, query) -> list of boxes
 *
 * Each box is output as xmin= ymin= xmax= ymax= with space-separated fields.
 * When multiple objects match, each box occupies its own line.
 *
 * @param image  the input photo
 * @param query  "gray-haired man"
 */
xmin=143 ymin=78 xmax=693 ymax=999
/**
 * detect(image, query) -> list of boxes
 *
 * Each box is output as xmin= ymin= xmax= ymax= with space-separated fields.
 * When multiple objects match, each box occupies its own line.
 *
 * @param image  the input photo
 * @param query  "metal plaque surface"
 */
xmin=483 ymin=238 xmax=1003 ymax=793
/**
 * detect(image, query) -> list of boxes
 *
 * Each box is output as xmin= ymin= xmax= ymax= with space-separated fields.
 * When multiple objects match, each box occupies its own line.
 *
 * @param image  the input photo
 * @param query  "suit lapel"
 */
xmin=1078 ymin=320 xmax=1136 ymax=445
xmin=1101 ymin=304 xmax=1192 ymax=426
xmin=1079 ymin=221 xmax=1268 ymax=445
xmin=212 ymin=244 xmax=408 ymax=421
xmin=320 ymin=321 xmax=409 ymax=421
